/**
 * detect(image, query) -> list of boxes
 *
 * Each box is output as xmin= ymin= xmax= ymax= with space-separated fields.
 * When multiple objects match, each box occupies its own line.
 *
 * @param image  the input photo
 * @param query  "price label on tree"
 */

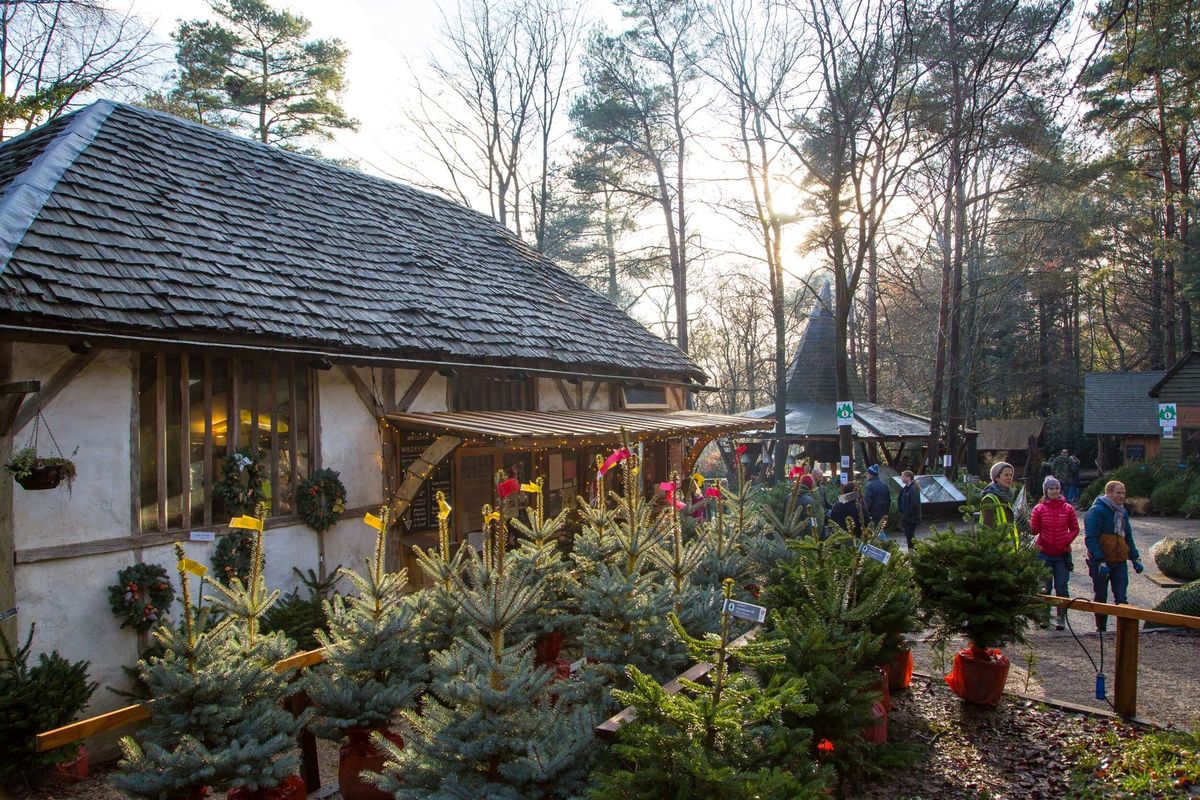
xmin=1159 ymin=403 xmax=1177 ymax=427
xmin=723 ymin=599 xmax=767 ymax=623
xmin=836 ymin=400 xmax=854 ymax=426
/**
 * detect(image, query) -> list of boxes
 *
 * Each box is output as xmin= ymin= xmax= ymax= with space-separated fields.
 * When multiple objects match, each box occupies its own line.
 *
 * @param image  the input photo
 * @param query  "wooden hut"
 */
xmin=1084 ymin=370 xmax=1165 ymax=468
xmin=0 ymin=101 xmax=765 ymax=715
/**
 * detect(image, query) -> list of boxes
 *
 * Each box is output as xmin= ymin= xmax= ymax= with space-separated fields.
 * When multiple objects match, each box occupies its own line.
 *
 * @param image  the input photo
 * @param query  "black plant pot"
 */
xmin=15 ymin=463 xmax=70 ymax=490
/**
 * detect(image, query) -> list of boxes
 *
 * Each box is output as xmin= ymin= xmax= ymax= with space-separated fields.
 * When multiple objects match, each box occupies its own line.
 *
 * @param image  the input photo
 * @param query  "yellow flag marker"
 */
xmin=437 ymin=496 xmax=452 ymax=520
xmin=179 ymin=557 xmax=208 ymax=578
xmin=484 ymin=510 xmax=500 ymax=524
xmin=692 ymin=472 xmax=705 ymax=490
xmin=363 ymin=513 xmax=384 ymax=531
xmin=229 ymin=515 xmax=263 ymax=532
xmin=521 ymin=482 xmax=541 ymax=494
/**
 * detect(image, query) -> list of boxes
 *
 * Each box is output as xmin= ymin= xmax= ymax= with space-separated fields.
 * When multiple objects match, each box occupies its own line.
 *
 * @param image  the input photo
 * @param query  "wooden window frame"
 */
xmin=135 ymin=350 xmax=318 ymax=535
xmin=621 ymin=384 xmax=670 ymax=410
xmin=452 ymin=372 xmax=534 ymax=411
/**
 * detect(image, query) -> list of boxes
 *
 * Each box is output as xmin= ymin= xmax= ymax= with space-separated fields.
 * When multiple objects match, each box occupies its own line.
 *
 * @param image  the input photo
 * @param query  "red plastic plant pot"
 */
xmin=535 ymin=630 xmax=564 ymax=665
xmin=51 ymin=745 xmax=89 ymax=782
xmin=944 ymin=646 xmax=1010 ymax=707
xmin=226 ymin=773 xmax=306 ymax=800
xmin=339 ymin=727 xmax=404 ymax=800
xmin=859 ymin=700 xmax=888 ymax=744
xmin=876 ymin=666 xmax=892 ymax=714
xmin=889 ymin=647 xmax=914 ymax=691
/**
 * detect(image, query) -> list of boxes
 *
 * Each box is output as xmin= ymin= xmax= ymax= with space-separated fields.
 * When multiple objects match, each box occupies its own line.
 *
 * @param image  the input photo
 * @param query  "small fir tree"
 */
xmin=367 ymin=480 xmax=593 ymax=799
xmin=912 ymin=522 xmax=1047 ymax=652
xmin=308 ymin=507 xmax=425 ymax=739
xmin=114 ymin=536 xmax=307 ymax=798
xmin=411 ymin=491 xmax=469 ymax=658
xmin=0 ymin=624 xmax=96 ymax=789
xmin=509 ymin=476 xmax=575 ymax=645
xmin=587 ymin=579 xmax=829 ymax=800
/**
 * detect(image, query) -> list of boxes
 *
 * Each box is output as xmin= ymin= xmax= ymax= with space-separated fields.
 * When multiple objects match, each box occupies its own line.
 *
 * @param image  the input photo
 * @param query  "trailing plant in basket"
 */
xmin=5 ymin=446 xmax=76 ymax=488
xmin=295 ymin=468 xmax=347 ymax=533
xmin=107 ymin=562 xmax=176 ymax=632
xmin=911 ymin=522 xmax=1047 ymax=651
xmin=0 ymin=624 xmax=96 ymax=789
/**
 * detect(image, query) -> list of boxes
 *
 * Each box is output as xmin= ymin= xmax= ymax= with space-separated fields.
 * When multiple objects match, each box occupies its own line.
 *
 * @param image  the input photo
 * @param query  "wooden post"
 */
xmin=1113 ymin=616 xmax=1139 ymax=718
xmin=286 ymin=691 xmax=321 ymax=792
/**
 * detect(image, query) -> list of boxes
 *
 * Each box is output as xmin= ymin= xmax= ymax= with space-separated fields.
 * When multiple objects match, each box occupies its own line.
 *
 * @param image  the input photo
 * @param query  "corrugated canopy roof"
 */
xmin=976 ymin=418 xmax=1044 ymax=450
xmin=384 ymin=409 xmax=771 ymax=448
xmin=1084 ymin=371 xmax=1164 ymax=435
xmin=742 ymin=401 xmax=973 ymax=440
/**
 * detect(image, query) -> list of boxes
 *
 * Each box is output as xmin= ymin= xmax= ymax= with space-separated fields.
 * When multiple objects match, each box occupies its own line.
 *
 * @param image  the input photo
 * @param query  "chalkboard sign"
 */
xmin=399 ymin=434 xmax=454 ymax=531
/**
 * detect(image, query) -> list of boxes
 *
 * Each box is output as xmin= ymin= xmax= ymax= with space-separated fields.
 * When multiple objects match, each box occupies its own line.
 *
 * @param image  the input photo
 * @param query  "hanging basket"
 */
xmin=14 ymin=461 xmax=73 ymax=490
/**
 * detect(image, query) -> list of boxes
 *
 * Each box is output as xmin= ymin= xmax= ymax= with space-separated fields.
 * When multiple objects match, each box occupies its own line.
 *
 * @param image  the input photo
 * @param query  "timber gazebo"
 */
xmin=742 ymin=285 xmax=974 ymax=472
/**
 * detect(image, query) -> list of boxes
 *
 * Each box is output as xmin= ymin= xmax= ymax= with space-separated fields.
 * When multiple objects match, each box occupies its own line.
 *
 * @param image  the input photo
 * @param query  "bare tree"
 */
xmin=1 ymin=0 xmax=159 ymax=139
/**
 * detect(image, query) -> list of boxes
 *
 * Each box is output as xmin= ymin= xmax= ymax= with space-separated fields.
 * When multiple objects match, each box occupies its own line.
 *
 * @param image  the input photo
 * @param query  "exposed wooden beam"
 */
xmin=390 ymin=435 xmax=462 ymax=523
xmin=0 ymin=380 xmax=40 ymax=437
xmin=584 ymin=381 xmax=603 ymax=410
xmin=11 ymin=351 xmax=96 ymax=436
xmin=381 ymin=369 xmax=396 ymax=414
xmin=339 ymin=364 xmax=381 ymax=417
xmin=683 ymin=433 xmax=717 ymax=476
xmin=553 ymin=378 xmax=578 ymax=410
xmin=396 ymin=369 xmax=433 ymax=412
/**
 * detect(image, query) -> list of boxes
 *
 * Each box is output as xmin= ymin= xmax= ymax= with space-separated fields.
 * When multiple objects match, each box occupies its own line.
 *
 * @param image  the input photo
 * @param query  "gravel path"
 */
xmin=908 ymin=513 xmax=1200 ymax=732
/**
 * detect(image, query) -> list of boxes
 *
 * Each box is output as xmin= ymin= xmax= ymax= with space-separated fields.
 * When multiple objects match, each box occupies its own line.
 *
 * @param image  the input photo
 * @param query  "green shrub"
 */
xmin=1150 ymin=474 xmax=1191 ymax=515
xmin=0 ymin=624 xmax=96 ymax=788
xmin=1081 ymin=462 xmax=1164 ymax=508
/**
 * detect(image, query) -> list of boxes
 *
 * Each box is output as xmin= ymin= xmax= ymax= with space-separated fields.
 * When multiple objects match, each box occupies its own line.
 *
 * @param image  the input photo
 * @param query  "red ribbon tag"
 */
xmin=705 ymin=487 xmax=721 ymax=498
xmin=789 ymin=465 xmax=806 ymax=479
xmin=735 ymin=444 xmax=747 ymax=457
xmin=497 ymin=478 xmax=520 ymax=498
xmin=599 ymin=448 xmax=631 ymax=476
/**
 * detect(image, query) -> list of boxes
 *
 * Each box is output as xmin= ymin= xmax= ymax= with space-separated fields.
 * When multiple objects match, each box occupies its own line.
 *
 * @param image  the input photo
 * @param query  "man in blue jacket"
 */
xmin=864 ymin=464 xmax=891 ymax=533
xmin=1084 ymin=480 xmax=1144 ymax=632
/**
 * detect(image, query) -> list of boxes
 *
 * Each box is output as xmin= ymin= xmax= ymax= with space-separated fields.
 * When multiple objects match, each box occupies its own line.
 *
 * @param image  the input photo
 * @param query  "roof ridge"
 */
xmin=0 ymin=100 xmax=118 ymax=274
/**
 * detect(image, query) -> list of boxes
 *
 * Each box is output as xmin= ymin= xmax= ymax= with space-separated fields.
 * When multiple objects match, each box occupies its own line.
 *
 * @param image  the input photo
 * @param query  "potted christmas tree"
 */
xmin=509 ymin=476 xmax=574 ymax=664
xmin=911 ymin=521 xmax=1046 ymax=706
xmin=114 ymin=537 xmax=308 ymax=799
xmin=366 ymin=479 xmax=593 ymax=798
xmin=307 ymin=508 xmax=425 ymax=800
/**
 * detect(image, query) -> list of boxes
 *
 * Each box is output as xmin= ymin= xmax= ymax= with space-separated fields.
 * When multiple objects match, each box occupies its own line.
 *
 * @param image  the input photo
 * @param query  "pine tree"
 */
xmin=587 ymin=579 xmax=829 ymax=799
xmin=367 ymin=478 xmax=593 ymax=799
xmin=307 ymin=508 xmax=424 ymax=739
xmin=114 ymin=534 xmax=306 ymax=798
xmin=571 ymin=449 xmax=683 ymax=688
xmin=509 ymin=477 xmax=575 ymax=646
xmin=411 ymin=491 xmax=469 ymax=657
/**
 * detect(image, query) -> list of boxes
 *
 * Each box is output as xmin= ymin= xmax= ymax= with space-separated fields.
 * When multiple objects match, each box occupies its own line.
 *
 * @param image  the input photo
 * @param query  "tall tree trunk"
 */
xmin=867 ymin=235 xmax=878 ymax=402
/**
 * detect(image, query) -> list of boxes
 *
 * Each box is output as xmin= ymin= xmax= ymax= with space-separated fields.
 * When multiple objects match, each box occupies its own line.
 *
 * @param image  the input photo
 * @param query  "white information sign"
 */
xmin=1164 ymin=426 xmax=1175 ymax=439
xmin=840 ymin=455 xmax=851 ymax=469
xmin=189 ymin=530 xmax=216 ymax=542
xmin=943 ymin=454 xmax=952 ymax=467
xmin=723 ymin=599 xmax=767 ymax=623
xmin=859 ymin=543 xmax=891 ymax=565
xmin=1159 ymin=403 xmax=1178 ymax=427
xmin=836 ymin=400 xmax=854 ymax=426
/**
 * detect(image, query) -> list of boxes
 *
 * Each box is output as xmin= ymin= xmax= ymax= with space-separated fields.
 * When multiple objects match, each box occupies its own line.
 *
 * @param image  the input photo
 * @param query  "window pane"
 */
xmin=165 ymin=354 xmax=183 ymax=530
xmin=189 ymin=357 xmax=206 ymax=528
xmin=295 ymin=365 xmax=310 ymax=482
xmin=211 ymin=358 xmax=232 ymax=523
xmin=138 ymin=353 xmax=159 ymax=532
xmin=275 ymin=363 xmax=293 ymax=514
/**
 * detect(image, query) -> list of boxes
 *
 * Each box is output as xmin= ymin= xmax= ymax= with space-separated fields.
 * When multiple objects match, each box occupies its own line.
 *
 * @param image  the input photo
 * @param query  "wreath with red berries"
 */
xmin=107 ymin=562 xmax=176 ymax=632
xmin=295 ymin=468 xmax=347 ymax=533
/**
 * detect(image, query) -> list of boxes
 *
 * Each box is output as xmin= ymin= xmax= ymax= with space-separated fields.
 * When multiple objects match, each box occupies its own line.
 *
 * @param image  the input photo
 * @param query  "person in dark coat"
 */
xmin=897 ymin=469 xmax=921 ymax=551
xmin=864 ymin=464 xmax=891 ymax=531
xmin=829 ymin=482 xmax=868 ymax=537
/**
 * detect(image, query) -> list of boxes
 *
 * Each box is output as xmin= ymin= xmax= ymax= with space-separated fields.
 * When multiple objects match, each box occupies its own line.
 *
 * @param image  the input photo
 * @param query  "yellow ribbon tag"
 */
xmin=484 ymin=510 xmax=500 ymax=524
xmin=437 ymin=497 xmax=452 ymax=520
xmin=229 ymin=515 xmax=263 ymax=532
xmin=521 ymin=482 xmax=541 ymax=494
xmin=363 ymin=513 xmax=384 ymax=531
xmin=179 ymin=557 xmax=208 ymax=578
xmin=692 ymin=472 xmax=705 ymax=489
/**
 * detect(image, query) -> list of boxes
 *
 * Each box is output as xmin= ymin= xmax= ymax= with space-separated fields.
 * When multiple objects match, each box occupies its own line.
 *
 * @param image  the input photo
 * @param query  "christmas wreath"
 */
xmin=212 ymin=529 xmax=257 ymax=583
xmin=295 ymin=468 xmax=347 ymax=533
xmin=107 ymin=563 xmax=175 ymax=632
xmin=214 ymin=447 xmax=268 ymax=517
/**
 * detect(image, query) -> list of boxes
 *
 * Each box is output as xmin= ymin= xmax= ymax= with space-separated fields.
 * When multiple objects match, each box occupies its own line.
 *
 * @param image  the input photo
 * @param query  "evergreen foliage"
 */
xmin=0 ymin=624 xmax=96 ymax=788
xmin=308 ymin=509 xmax=424 ymax=739
xmin=761 ymin=530 xmax=909 ymax=782
xmin=587 ymin=579 xmax=828 ymax=800
xmin=115 ymin=527 xmax=306 ymax=798
xmin=260 ymin=566 xmax=341 ymax=651
xmin=411 ymin=491 xmax=470 ymax=658
xmin=912 ymin=522 xmax=1047 ymax=650
xmin=509 ymin=477 xmax=576 ymax=643
xmin=368 ymin=483 xmax=593 ymax=799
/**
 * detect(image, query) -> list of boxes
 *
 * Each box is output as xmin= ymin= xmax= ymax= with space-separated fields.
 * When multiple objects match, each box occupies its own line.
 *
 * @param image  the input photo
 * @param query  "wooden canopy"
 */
xmin=383 ymin=409 xmax=771 ymax=448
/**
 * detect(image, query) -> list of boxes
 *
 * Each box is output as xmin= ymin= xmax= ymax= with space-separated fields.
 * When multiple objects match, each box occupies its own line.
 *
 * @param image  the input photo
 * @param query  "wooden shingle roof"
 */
xmin=1084 ymin=371 xmax=1164 ymax=435
xmin=0 ymin=101 xmax=703 ymax=382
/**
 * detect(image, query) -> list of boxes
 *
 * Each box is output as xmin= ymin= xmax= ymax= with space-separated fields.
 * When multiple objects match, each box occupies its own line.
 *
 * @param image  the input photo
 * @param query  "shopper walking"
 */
xmin=1030 ymin=476 xmax=1079 ymax=629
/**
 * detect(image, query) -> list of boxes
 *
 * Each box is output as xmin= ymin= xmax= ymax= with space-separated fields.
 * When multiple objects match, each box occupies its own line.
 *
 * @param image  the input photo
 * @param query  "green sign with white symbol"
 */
xmin=836 ymin=400 xmax=854 ymax=427
xmin=1159 ymin=403 xmax=1177 ymax=427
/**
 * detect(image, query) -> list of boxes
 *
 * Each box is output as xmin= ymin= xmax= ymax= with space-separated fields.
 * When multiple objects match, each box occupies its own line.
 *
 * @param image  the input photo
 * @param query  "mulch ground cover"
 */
xmin=855 ymin=674 xmax=1199 ymax=800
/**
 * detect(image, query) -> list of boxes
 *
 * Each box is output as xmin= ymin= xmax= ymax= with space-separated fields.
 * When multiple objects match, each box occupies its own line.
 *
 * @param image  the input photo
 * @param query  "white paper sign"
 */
xmin=836 ymin=401 xmax=854 ymax=426
xmin=841 ymin=455 xmax=851 ymax=469
xmin=723 ymin=599 xmax=767 ymax=623
xmin=840 ymin=473 xmax=849 ymax=485
xmin=189 ymin=530 xmax=216 ymax=542
xmin=1164 ymin=426 xmax=1175 ymax=439
xmin=943 ymin=454 xmax=952 ymax=467
xmin=1159 ymin=403 xmax=1178 ymax=427
xmin=859 ymin=543 xmax=891 ymax=564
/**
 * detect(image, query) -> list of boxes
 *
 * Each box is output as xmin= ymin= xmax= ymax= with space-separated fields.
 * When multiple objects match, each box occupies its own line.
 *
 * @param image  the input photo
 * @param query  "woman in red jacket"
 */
xmin=1030 ymin=476 xmax=1080 ymax=630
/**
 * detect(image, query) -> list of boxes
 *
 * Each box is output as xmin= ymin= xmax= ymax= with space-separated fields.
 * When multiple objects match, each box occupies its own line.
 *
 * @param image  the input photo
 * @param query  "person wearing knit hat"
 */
xmin=800 ymin=474 xmax=815 ymax=489
xmin=864 ymin=464 xmax=890 ymax=531
xmin=1031 ymin=475 xmax=1079 ymax=629
xmin=980 ymin=461 xmax=1017 ymax=542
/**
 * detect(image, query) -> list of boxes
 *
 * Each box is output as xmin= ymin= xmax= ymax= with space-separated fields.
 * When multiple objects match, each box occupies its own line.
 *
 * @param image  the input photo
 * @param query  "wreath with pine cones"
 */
xmin=214 ymin=447 xmax=268 ymax=517
xmin=295 ymin=468 xmax=347 ymax=533
xmin=108 ymin=563 xmax=175 ymax=632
